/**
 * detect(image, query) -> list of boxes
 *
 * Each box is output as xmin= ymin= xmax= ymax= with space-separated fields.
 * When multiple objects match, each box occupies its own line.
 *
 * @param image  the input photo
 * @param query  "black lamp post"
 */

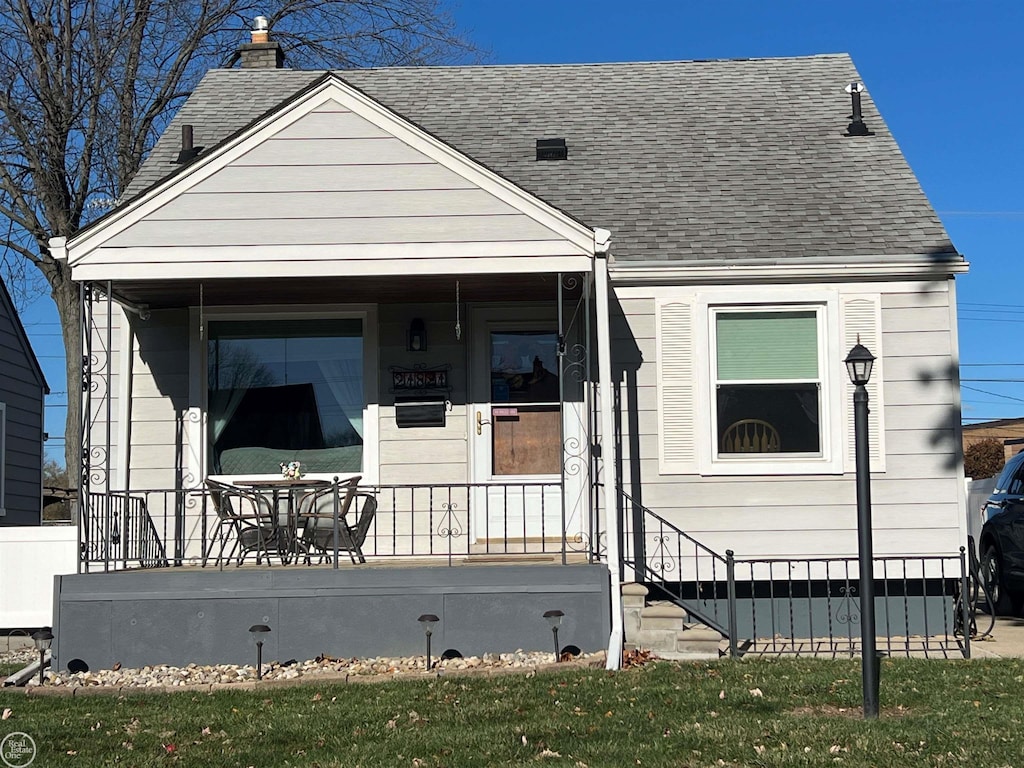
xmin=543 ymin=610 xmax=564 ymax=662
xmin=844 ymin=341 xmax=879 ymax=719
xmin=418 ymin=614 xmax=439 ymax=670
xmin=248 ymin=624 xmax=271 ymax=680
xmin=31 ymin=628 xmax=53 ymax=686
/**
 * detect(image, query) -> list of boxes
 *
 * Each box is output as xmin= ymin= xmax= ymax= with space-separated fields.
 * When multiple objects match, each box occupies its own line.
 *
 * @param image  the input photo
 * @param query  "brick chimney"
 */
xmin=239 ymin=16 xmax=284 ymax=69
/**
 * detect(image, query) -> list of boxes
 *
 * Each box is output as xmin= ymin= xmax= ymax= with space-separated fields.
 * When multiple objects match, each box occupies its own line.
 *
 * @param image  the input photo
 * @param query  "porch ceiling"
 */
xmin=100 ymin=273 xmax=584 ymax=310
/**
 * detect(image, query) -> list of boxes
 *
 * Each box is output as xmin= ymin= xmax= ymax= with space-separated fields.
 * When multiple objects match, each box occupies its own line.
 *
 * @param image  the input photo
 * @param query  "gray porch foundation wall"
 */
xmin=53 ymin=564 xmax=610 ymax=672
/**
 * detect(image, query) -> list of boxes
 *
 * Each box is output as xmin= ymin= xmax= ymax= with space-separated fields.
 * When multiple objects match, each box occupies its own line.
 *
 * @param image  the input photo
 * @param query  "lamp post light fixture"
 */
xmin=543 ymin=610 xmax=564 ymax=662
xmin=844 ymin=341 xmax=879 ymax=719
xmin=248 ymin=624 xmax=271 ymax=681
xmin=418 ymin=614 xmax=439 ymax=671
xmin=31 ymin=628 xmax=53 ymax=686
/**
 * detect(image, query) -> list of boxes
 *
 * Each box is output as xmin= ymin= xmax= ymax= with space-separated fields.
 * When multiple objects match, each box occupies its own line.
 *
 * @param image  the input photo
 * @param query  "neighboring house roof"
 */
xmin=121 ymin=53 xmax=958 ymax=266
xmin=0 ymin=276 xmax=49 ymax=394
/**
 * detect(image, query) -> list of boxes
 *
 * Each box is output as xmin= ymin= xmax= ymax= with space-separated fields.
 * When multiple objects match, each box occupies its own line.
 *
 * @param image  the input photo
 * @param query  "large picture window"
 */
xmin=713 ymin=309 xmax=823 ymax=457
xmin=208 ymin=319 xmax=363 ymax=475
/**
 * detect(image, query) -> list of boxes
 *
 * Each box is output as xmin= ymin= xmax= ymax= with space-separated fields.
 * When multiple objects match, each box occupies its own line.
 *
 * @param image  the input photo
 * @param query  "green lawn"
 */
xmin=2 ymin=657 xmax=1023 ymax=767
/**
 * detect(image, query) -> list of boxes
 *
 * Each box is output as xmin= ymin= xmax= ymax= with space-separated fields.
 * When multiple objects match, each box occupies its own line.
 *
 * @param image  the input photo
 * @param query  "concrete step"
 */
xmin=620 ymin=582 xmax=724 ymax=660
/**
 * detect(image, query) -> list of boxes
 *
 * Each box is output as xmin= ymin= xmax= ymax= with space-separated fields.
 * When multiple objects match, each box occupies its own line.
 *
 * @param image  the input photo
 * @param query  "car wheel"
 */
xmin=982 ymin=544 xmax=1022 ymax=615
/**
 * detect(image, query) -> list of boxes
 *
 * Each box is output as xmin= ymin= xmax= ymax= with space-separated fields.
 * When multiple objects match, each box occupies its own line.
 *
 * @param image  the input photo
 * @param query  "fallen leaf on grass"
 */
xmin=1 ymin=708 xmax=11 ymax=720
xmin=749 ymin=688 xmax=763 ymax=697
xmin=537 ymin=749 xmax=561 ymax=759
xmin=719 ymin=690 xmax=725 ymax=699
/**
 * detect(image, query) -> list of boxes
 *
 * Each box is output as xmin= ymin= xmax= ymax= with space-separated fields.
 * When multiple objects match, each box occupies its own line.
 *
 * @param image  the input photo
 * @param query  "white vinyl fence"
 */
xmin=0 ymin=525 xmax=78 ymax=629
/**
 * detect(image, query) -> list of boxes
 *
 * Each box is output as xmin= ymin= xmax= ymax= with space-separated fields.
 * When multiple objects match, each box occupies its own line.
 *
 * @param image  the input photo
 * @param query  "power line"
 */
xmin=961 ymin=385 xmax=1024 ymax=404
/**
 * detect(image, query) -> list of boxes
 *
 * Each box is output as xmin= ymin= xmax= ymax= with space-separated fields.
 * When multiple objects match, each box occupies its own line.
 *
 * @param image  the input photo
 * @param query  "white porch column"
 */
xmin=594 ymin=232 xmax=622 ymax=670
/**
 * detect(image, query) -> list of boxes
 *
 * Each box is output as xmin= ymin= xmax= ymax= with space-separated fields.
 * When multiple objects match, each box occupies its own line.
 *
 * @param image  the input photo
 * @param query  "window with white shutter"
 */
xmin=654 ymin=286 xmax=883 ymax=477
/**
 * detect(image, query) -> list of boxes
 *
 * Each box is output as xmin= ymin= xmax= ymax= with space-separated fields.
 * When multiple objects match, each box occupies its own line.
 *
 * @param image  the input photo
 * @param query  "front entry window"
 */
xmin=490 ymin=331 xmax=560 ymax=476
xmin=208 ymin=319 xmax=363 ymax=474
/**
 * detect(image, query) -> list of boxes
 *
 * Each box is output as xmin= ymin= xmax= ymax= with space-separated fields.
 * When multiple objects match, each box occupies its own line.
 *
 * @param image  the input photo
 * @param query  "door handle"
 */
xmin=476 ymin=410 xmax=491 ymax=435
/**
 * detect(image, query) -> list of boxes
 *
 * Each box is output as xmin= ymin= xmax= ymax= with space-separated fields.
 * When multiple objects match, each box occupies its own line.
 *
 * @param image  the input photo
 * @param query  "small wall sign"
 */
xmin=390 ymin=365 xmax=450 ymax=392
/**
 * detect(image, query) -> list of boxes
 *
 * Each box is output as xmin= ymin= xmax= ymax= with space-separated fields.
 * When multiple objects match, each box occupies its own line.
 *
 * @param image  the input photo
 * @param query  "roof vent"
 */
xmin=175 ymin=124 xmax=203 ymax=164
xmin=844 ymin=82 xmax=874 ymax=137
xmin=536 ymin=138 xmax=568 ymax=161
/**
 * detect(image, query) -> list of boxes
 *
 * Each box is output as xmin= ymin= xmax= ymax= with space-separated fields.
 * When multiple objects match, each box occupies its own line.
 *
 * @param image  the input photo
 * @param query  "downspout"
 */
xmin=593 ymin=228 xmax=622 ymax=670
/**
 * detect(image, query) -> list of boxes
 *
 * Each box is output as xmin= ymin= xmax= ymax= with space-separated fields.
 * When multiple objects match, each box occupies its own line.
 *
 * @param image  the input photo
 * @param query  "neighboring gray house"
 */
xmin=49 ymin=32 xmax=968 ymax=669
xmin=0 ymin=277 xmax=48 ymax=525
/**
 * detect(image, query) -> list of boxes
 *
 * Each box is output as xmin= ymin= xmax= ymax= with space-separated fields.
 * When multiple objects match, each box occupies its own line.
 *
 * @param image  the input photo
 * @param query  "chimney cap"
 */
xmin=254 ymin=16 xmax=269 ymax=31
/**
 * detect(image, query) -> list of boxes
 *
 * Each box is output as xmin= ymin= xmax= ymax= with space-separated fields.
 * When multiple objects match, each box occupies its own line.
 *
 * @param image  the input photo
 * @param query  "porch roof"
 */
xmin=97 ymin=272 xmax=582 ymax=310
xmin=117 ymin=54 xmax=958 ymax=267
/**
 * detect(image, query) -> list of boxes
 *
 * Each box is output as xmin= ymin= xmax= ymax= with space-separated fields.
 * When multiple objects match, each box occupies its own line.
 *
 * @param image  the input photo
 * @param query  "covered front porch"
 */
xmin=76 ymin=270 xmax=614 ymax=573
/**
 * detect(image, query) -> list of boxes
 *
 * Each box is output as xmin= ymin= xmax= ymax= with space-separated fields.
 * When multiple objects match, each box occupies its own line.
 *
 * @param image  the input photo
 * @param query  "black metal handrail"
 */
xmin=619 ymin=488 xmax=737 ymax=645
xmin=81 ymin=491 xmax=169 ymax=571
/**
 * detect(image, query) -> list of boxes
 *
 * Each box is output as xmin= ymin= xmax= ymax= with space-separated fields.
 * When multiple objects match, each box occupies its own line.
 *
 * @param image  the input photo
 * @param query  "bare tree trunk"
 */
xmin=52 ymin=268 xmax=81 ymax=485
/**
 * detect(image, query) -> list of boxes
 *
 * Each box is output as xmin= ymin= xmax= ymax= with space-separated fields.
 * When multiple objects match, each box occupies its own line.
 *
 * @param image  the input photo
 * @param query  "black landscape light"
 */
xmin=248 ymin=624 xmax=271 ymax=680
xmin=31 ymin=628 xmax=53 ymax=685
xmin=418 ymin=614 xmax=439 ymax=670
xmin=542 ymin=610 xmax=564 ymax=662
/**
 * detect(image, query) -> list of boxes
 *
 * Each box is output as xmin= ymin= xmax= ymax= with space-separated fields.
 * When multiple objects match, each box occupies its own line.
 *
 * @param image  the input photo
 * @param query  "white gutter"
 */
xmin=611 ymin=258 xmax=969 ymax=285
xmin=593 ymin=228 xmax=622 ymax=670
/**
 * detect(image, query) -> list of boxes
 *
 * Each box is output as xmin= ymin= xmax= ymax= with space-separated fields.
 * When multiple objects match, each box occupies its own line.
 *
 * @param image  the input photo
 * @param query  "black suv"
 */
xmin=979 ymin=451 xmax=1024 ymax=615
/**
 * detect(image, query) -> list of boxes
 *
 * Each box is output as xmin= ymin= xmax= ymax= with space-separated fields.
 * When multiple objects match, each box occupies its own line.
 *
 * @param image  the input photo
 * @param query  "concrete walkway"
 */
xmin=967 ymin=615 xmax=1024 ymax=659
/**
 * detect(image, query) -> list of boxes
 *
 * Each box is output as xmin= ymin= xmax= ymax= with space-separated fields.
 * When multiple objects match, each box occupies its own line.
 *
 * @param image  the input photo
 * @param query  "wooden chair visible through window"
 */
xmin=722 ymin=419 xmax=781 ymax=453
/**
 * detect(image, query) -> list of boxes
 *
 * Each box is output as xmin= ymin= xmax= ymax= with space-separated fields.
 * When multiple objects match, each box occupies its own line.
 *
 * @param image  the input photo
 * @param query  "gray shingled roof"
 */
xmin=122 ymin=54 xmax=958 ymax=264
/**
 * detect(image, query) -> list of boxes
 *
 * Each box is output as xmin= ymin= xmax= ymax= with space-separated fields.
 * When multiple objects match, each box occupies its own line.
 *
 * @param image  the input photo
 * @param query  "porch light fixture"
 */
xmin=418 ymin=614 xmax=439 ymax=670
xmin=543 ymin=609 xmax=564 ymax=662
xmin=407 ymin=318 xmax=427 ymax=352
xmin=31 ymin=628 xmax=53 ymax=685
xmin=845 ymin=341 xmax=879 ymax=719
xmin=249 ymin=624 xmax=271 ymax=680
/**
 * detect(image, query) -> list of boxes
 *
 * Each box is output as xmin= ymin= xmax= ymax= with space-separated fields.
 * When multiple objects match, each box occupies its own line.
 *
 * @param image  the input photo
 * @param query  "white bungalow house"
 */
xmin=49 ymin=32 xmax=969 ymax=670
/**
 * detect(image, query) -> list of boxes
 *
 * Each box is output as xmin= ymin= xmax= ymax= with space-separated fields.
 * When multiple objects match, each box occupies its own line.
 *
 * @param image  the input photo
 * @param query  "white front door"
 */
xmin=470 ymin=310 xmax=565 ymax=545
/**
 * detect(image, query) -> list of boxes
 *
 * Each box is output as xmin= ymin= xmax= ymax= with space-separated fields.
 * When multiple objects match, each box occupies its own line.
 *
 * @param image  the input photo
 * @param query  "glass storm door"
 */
xmin=471 ymin=315 xmax=564 ymax=545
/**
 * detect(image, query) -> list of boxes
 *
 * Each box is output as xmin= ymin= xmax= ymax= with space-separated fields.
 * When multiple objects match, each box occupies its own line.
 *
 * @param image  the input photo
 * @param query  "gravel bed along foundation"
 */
xmin=32 ymin=650 xmax=604 ymax=690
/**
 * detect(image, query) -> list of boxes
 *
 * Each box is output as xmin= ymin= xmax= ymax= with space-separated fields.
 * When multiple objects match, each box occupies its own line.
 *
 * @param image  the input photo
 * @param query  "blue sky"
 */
xmin=18 ymin=0 xmax=1024 ymax=462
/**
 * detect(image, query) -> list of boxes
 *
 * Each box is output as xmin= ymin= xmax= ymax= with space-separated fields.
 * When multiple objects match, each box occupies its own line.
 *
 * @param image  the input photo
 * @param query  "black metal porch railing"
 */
xmin=80 ymin=481 xmax=597 ymax=572
xmin=620 ymin=488 xmax=972 ymax=659
xmin=81 ymin=491 xmax=170 ymax=570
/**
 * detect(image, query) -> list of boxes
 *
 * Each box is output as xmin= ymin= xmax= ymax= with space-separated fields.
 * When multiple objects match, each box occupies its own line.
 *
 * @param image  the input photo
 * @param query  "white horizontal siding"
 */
xmin=609 ymin=280 xmax=964 ymax=558
xmin=106 ymin=214 xmax=562 ymax=249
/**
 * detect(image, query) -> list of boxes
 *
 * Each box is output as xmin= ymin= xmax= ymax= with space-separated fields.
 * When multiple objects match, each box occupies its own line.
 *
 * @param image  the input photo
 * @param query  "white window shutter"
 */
xmin=841 ymin=295 xmax=885 ymax=473
xmin=657 ymin=299 xmax=698 ymax=474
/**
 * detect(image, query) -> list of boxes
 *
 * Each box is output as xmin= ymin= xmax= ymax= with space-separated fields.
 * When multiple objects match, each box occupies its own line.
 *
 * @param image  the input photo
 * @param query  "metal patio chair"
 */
xmin=204 ymin=479 xmax=285 ymax=566
xmin=295 ymin=477 xmax=375 ymax=564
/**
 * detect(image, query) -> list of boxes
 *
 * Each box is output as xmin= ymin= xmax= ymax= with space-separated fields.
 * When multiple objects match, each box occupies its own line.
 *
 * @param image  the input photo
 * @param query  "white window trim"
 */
xmin=188 ymin=304 xmax=379 ymax=486
xmin=0 ymin=401 xmax=6 ymax=516
xmin=695 ymin=287 xmax=844 ymax=476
